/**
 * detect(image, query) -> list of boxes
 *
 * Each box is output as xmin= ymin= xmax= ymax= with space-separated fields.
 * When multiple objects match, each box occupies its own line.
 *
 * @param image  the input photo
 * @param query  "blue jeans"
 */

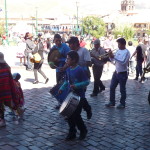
xmin=136 ymin=61 xmax=143 ymax=78
xmin=110 ymin=71 xmax=128 ymax=106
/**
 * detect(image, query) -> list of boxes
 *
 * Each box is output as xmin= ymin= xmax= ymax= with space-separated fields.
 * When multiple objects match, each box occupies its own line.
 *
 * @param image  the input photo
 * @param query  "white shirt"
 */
xmin=127 ymin=46 xmax=136 ymax=61
xmin=110 ymin=49 xmax=130 ymax=73
xmin=77 ymin=47 xmax=91 ymax=67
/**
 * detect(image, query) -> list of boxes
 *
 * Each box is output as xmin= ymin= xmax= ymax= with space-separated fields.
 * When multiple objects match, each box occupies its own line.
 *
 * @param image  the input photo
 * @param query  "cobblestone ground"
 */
xmin=0 ymin=47 xmax=150 ymax=150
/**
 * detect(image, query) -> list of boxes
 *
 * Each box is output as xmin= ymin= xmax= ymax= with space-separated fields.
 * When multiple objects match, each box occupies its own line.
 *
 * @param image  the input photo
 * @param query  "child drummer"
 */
xmin=59 ymin=51 xmax=89 ymax=140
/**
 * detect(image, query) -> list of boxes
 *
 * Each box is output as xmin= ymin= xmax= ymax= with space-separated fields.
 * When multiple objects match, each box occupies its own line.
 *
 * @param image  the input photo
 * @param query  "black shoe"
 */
xmin=33 ymin=80 xmax=39 ymax=84
xmin=87 ymin=108 xmax=92 ymax=120
xmin=65 ymin=133 xmax=76 ymax=141
xmin=55 ymin=105 xmax=61 ymax=109
xmin=105 ymin=102 xmax=115 ymax=107
xmin=45 ymin=78 xmax=49 ymax=84
xmin=99 ymin=87 xmax=105 ymax=93
xmin=90 ymin=93 xmax=97 ymax=97
xmin=79 ymin=130 xmax=87 ymax=140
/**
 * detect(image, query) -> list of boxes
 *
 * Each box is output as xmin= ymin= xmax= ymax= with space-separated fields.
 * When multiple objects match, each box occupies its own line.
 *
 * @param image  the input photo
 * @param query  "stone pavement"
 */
xmin=0 ymin=46 xmax=150 ymax=150
xmin=0 ymin=64 xmax=150 ymax=150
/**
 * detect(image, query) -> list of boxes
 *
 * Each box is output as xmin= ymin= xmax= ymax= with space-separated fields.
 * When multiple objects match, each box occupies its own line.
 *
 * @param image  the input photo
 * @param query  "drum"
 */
xmin=49 ymin=80 xmax=70 ymax=104
xmin=48 ymin=48 xmax=61 ymax=69
xmin=59 ymin=92 xmax=80 ymax=118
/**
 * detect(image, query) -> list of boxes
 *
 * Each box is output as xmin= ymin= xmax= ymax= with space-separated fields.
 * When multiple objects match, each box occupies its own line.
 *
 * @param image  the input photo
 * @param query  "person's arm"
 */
xmin=74 ymin=80 xmax=89 ymax=89
xmin=59 ymin=81 xmax=69 ymax=91
xmin=115 ymin=51 xmax=130 ymax=65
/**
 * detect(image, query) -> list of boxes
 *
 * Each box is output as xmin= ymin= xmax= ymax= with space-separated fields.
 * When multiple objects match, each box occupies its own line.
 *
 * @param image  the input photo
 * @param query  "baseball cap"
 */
xmin=93 ymin=39 xmax=100 ymax=45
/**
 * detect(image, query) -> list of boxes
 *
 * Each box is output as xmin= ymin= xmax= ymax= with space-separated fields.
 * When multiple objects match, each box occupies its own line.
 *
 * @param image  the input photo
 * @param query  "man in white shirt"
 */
xmin=105 ymin=38 xmax=130 ymax=109
xmin=66 ymin=36 xmax=92 ymax=119
xmin=127 ymin=41 xmax=136 ymax=74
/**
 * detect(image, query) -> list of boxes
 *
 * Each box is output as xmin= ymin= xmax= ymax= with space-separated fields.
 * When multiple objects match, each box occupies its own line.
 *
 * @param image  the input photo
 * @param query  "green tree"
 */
xmin=82 ymin=16 xmax=106 ymax=38
xmin=113 ymin=25 xmax=135 ymax=40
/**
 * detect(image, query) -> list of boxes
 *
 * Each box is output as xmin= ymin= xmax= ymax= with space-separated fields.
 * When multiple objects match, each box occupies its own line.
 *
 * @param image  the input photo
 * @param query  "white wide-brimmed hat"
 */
xmin=0 ymin=52 xmax=6 ymax=63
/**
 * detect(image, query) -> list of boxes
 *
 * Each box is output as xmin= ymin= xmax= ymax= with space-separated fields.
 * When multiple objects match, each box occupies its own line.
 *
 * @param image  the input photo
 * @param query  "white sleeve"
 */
xmin=84 ymin=49 xmax=91 ymax=62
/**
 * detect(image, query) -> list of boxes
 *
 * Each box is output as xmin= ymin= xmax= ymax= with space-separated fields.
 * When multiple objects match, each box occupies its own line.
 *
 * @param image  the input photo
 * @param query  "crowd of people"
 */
xmin=0 ymin=32 xmax=150 ymax=141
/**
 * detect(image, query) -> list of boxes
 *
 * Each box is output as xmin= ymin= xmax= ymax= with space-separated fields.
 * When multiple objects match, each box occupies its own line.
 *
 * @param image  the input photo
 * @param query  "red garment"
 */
xmin=80 ymin=41 xmax=86 ymax=48
xmin=13 ymin=80 xmax=24 ymax=107
xmin=0 ymin=66 xmax=19 ymax=109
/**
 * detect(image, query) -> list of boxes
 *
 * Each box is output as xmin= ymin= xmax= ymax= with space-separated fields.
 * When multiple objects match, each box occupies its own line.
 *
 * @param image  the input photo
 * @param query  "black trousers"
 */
xmin=67 ymin=98 xmax=87 ymax=134
xmin=92 ymin=65 xmax=105 ymax=94
xmin=33 ymin=60 xmax=47 ymax=81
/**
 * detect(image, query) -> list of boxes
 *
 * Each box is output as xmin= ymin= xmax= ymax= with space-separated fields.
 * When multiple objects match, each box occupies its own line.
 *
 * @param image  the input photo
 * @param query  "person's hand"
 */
xmin=108 ymin=50 xmax=114 ymax=58
xmin=58 ymin=90 xmax=62 ymax=94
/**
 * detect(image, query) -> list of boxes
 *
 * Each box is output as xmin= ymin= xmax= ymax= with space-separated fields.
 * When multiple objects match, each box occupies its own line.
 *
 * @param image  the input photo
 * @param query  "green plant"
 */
xmin=82 ymin=16 xmax=106 ymax=38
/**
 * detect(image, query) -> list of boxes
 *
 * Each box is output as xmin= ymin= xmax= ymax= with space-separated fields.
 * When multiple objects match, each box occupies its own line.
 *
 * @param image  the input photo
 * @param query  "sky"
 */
xmin=0 ymin=0 xmax=150 ymax=18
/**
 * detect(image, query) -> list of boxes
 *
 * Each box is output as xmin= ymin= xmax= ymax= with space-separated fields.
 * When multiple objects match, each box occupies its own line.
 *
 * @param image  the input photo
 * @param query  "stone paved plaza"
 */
xmin=0 ymin=46 xmax=150 ymax=150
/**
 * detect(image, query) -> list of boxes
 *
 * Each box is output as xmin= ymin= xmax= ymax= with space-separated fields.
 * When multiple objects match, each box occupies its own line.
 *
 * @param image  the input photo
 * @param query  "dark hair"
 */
xmin=67 ymin=50 xmax=79 ymax=63
xmin=34 ymin=38 xmax=38 ymax=42
xmin=24 ymin=32 xmax=29 ymax=40
xmin=116 ymin=38 xmax=126 ymax=45
xmin=128 ymin=41 xmax=133 ymax=46
xmin=54 ymin=34 xmax=61 ymax=39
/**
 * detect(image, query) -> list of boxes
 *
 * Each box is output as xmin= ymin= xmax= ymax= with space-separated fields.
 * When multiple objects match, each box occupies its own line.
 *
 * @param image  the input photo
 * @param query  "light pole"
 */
xmin=35 ymin=7 xmax=38 ymax=36
xmin=76 ymin=2 xmax=79 ymax=34
xmin=4 ymin=0 xmax=8 ymax=43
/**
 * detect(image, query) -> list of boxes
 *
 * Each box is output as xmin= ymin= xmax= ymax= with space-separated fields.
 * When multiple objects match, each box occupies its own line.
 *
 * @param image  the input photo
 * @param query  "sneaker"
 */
xmin=116 ymin=104 xmax=125 ymax=109
xmin=90 ymin=93 xmax=97 ymax=97
xmin=0 ymin=119 xmax=6 ymax=127
xmin=65 ymin=133 xmax=76 ymax=141
xmin=33 ymin=80 xmax=39 ymax=84
xmin=78 ymin=130 xmax=87 ymax=140
xmin=45 ymin=78 xmax=49 ymax=84
xmin=105 ymin=102 xmax=115 ymax=107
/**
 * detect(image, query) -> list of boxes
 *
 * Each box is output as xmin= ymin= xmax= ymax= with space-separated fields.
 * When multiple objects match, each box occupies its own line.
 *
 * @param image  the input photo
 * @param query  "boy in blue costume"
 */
xmin=52 ymin=34 xmax=70 ymax=84
xmin=59 ymin=51 xmax=89 ymax=140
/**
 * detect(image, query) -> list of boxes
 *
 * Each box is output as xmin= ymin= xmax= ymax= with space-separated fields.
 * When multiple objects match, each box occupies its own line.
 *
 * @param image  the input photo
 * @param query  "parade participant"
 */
xmin=32 ymin=38 xmax=49 ymax=84
xmin=105 ymin=38 xmax=130 ymax=109
xmin=0 ymin=52 xmax=19 ymax=127
xmin=51 ymin=34 xmax=70 ymax=109
xmin=131 ymin=38 xmax=146 ymax=81
xmin=52 ymin=34 xmax=70 ymax=84
xmin=66 ymin=36 xmax=92 ymax=119
xmin=59 ymin=51 xmax=89 ymax=140
xmin=90 ymin=39 xmax=106 ymax=97
xmin=24 ymin=33 xmax=35 ymax=70
xmin=12 ymin=73 xmax=25 ymax=116
xmin=127 ymin=41 xmax=136 ymax=74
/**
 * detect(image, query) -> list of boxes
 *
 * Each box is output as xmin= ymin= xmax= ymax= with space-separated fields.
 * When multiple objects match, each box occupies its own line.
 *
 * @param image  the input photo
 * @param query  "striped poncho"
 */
xmin=0 ymin=63 xmax=19 ymax=109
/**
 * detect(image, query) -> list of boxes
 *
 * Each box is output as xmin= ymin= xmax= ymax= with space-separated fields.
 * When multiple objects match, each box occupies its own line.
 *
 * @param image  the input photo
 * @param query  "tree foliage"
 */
xmin=113 ymin=25 xmax=135 ymax=40
xmin=82 ymin=16 xmax=106 ymax=38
